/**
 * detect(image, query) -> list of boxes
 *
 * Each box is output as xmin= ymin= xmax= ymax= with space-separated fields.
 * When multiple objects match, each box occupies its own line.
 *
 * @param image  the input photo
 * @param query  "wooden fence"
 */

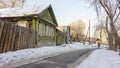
xmin=0 ymin=21 xmax=36 ymax=53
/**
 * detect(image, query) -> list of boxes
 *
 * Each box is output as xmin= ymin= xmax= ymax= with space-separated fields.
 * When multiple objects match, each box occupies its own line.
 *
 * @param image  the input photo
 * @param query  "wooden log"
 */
xmin=0 ymin=22 xmax=4 ymax=53
xmin=11 ymin=25 xmax=17 ymax=51
xmin=30 ymin=30 xmax=36 ymax=48
xmin=20 ymin=28 xmax=24 ymax=49
xmin=3 ymin=22 xmax=11 ymax=52
xmin=19 ymin=27 xmax=22 ymax=50
xmin=31 ymin=29 xmax=35 ymax=48
xmin=32 ymin=30 xmax=35 ymax=47
xmin=22 ymin=28 xmax=25 ymax=49
xmin=0 ymin=22 xmax=8 ymax=53
xmin=30 ymin=29 xmax=32 ymax=48
xmin=25 ymin=29 xmax=27 ymax=48
xmin=7 ymin=24 xmax=14 ymax=51
xmin=17 ymin=27 xmax=21 ymax=50
xmin=13 ymin=26 xmax=20 ymax=51
xmin=28 ymin=29 xmax=30 ymax=48
xmin=0 ymin=22 xmax=4 ymax=39
xmin=21 ymin=27 xmax=24 ymax=49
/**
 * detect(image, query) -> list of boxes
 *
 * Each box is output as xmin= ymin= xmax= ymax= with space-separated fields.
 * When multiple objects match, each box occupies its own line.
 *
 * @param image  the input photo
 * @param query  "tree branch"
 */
xmin=113 ymin=3 xmax=119 ymax=17
xmin=113 ymin=11 xmax=120 ymax=23
xmin=99 ymin=0 xmax=111 ymax=18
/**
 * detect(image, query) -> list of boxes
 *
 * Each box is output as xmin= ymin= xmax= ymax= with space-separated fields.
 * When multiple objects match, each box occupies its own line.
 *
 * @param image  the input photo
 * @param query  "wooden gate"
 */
xmin=0 ymin=21 xmax=36 ymax=53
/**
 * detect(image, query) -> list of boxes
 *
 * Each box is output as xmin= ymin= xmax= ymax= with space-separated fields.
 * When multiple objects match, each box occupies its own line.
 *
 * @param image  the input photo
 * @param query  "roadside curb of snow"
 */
xmin=0 ymin=43 xmax=98 ymax=68
xmin=2 ymin=48 xmax=82 ymax=68
xmin=67 ymin=49 xmax=95 ymax=68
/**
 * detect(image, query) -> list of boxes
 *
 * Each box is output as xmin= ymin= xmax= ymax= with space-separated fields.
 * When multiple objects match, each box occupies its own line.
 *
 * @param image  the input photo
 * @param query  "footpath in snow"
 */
xmin=0 ymin=42 xmax=97 ymax=68
xmin=77 ymin=49 xmax=120 ymax=68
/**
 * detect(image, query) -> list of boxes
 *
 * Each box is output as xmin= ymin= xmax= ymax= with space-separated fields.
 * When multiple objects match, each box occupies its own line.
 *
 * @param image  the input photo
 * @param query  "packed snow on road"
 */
xmin=77 ymin=49 xmax=120 ymax=68
xmin=0 ymin=42 xmax=98 ymax=67
xmin=0 ymin=42 xmax=108 ymax=68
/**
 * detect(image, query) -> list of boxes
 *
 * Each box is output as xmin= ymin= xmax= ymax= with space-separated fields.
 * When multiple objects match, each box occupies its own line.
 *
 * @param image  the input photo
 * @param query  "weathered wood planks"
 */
xmin=0 ymin=21 xmax=36 ymax=53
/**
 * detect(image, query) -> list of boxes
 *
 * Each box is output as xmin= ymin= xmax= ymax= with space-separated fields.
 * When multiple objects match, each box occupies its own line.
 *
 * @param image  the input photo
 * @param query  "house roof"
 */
xmin=0 ymin=4 xmax=50 ymax=18
xmin=0 ymin=4 xmax=58 ymax=26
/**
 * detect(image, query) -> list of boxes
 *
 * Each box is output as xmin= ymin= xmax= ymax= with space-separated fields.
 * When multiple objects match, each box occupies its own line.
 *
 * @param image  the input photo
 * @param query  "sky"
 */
xmin=26 ymin=0 xmax=97 ymax=35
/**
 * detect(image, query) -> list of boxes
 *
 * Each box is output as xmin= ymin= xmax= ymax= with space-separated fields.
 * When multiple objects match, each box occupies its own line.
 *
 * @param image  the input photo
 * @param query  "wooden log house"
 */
xmin=0 ymin=4 xmax=65 ymax=47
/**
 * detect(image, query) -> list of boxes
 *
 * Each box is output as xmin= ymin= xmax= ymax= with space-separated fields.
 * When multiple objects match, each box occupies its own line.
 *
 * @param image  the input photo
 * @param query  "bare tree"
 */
xmin=0 ymin=0 xmax=8 ymax=8
xmin=90 ymin=0 xmax=120 ymax=51
xmin=0 ymin=0 xmax=25 ymax=8
xmin=70 ymin=19 xmax=86 ymax=42
xmin=105 ymin=16 xmax=114 ymax=49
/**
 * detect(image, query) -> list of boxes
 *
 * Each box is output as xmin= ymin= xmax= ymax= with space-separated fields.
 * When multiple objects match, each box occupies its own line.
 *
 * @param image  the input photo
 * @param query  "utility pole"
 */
xmin=89 ymin=20 xmax=90 ymax=45
xmin=83 ymin=19 xmax=90 ymax=45
xmin=100 ymin=25 xmax=102 ymax=44
xmin=83 ymin=26 xmax=89 ymax=45
xmin=22 ymin=0 xmax=24 ymax=8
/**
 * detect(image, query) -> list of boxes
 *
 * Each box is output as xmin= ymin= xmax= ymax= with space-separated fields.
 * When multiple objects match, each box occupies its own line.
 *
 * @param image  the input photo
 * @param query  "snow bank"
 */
xmin=77 ymin=49 xmax=120 ymax=68
xmin=0 ymin=43 xmax=87 ymax=67
xmin=0 ymin=42 xmax=107 ymax=67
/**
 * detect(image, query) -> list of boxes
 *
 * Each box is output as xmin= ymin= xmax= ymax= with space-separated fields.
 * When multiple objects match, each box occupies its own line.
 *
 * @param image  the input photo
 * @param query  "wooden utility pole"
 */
xmin=89 ymin=20 xmax=90 ymax=45
xmin=83 ymin=19 xmax=90 ymax=45
xmin=100 ymin=26 xmax=102 ymax=44
xmin=22 ymin=0 xmax=24 ymax=8
xmin=83 ymin=26 xmax=89 ymax=45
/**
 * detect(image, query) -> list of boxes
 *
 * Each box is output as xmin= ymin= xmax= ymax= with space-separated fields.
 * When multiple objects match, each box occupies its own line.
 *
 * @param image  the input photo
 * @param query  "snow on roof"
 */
xmin=0 ymin=4 xmax=50 ymax=18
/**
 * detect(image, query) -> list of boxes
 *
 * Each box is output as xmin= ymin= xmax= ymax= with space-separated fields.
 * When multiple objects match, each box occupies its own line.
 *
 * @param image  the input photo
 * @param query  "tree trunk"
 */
xmin=110 ymin=19 xmax=120 ymax=51
xmin=107 ymin=32 xmax=114 ymax=49
xmin=105 ymin=17 xmax=114 ymax=50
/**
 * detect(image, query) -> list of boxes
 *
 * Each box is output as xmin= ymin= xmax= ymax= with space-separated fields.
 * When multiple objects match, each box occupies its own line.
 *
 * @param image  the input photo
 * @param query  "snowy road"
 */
xmin=15 ymin=48 xmax=96 ymax=68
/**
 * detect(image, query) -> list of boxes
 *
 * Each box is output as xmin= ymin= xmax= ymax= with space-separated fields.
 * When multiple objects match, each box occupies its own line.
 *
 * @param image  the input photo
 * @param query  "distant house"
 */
xmin=57 ymin=26 xmax=71 ymax=44
xmin=0 ymin=4 xmax=59 ymax=47
xmin=56 ymin=28 xmax=66 ymax=45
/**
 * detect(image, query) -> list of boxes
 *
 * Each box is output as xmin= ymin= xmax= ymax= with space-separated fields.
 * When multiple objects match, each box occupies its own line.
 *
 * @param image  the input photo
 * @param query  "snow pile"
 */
xmin=77 ymin=49 xmax=120 ymax=68
xmin=63 ymin=43 xmax=89 ymax=49
xmin=0 ymin=43 xmax=97 ymax=67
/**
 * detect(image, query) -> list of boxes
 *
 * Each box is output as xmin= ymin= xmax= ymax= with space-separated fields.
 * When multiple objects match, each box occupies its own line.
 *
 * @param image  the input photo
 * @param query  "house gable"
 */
xmin=39 ymin=6 xmax=58 ymax=26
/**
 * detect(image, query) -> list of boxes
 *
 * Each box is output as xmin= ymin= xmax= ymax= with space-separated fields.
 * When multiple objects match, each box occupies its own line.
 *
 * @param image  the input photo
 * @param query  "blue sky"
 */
xmin=26 ymin=0 xmax=97 ymax=34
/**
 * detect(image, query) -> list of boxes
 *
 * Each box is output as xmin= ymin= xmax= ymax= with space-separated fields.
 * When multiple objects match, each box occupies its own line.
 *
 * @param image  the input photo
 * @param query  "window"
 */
xmin=17 ymin=21 xmax=29 ymax=27
xmin=39 ymin=20 xmax=55 ymax=38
